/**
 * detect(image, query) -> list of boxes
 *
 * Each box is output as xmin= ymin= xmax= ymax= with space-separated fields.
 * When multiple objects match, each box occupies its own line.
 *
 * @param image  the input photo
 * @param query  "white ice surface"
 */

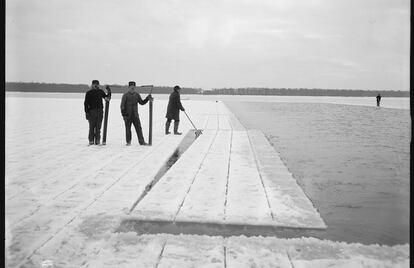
xmin=132 ymin=129 xmax=219 ymax=222
xmin=5 ymin=95 xmax=208 ymax=267
xmin=225 ymin=130 xmax=274 ymax=225
xmin=176 ymin=130 xmax=231 ymax=223
xmin=26 ymin=233 xmax=411 ymax=267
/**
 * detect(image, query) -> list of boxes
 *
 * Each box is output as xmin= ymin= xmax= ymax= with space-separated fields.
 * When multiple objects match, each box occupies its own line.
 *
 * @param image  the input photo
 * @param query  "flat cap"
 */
xmin=92 ymin=80 xmax=99 ymax=85
xmin=129 ymin=81 xmax=136 ymax=86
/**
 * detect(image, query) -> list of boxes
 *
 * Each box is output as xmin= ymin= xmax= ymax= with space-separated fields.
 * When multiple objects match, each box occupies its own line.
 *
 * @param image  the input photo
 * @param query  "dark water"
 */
xmin=117 ymin=219 xmax=326 ymax=239
xmin=225 ymin=102 xmax=410 ymax=246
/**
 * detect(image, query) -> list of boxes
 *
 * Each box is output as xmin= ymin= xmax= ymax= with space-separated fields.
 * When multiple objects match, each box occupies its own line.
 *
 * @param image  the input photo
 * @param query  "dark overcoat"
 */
xmin=120 ymin=91 xmax=149 ymax=119
xmin=166 ymin=91 xmax=184 ymax=120
xmin=84 ymin=88 xmax=107 ymax=113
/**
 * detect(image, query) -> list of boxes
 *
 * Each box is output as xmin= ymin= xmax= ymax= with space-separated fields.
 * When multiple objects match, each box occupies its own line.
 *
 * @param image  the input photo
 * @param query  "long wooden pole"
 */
xmin=149 ymin=99 xmax=153 ymax=145
xmin=102 ymin=86 xmax=111 ymax=145
xmin=142 ymin=85 xmax=153 ymax=146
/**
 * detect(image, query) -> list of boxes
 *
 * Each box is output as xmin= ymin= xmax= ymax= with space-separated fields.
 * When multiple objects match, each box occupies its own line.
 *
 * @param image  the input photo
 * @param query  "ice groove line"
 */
xmin=202 ymin=114 xmax=210 ymax=129
xmin=17 ymin=200 xmax=88 ymax=268
xmin=18 ymin=137 xmax=171 ymax=265
xmin=6 ymin=123 xmax=76 ymax=149
xmin=7 ymin=118 xmax=163 ymax=163
xmin=49 ymin=136 xmax=167 ymax=201
xmin=11 ymin=148 xmax=130 ymax=225
xmin=11 ymin=129 xmax=167 ymax=202
xmin=223 ymin=123 xmax=234 ymax=221
xmin=84 ymin=136 xmax=171 ymax=205
xmin=6 ymin=145 xmax=91 ymax=190
xmin=10 ymin=205 xmax=41 ymax=227
xmin=17 ymin=149 xmax=161 ymax=262
xmin=223 ymin=102 xmax=239 ymax=221
xmin=223 ymin=245 xmax=227 ymax=268
xmin=51 ymin=151 xmax=132 ymax=200
xmin=155 ymin=240 xmax=168 ymax=268
xmin=173 ymin=126 xmax=220 ymax=222
xmin=247 ymin=131 xmax=275 ymax=221
xmin=6 ymin=145 xmax=111 ymax=200
xmin=217 ymin=102 xmax=220 ymax=129
xmin=6 ymin=127 xmax=87 ymax=159
xmin=286 ymin=249 xmax=295 ymax=268
xmin=11 ymin=149 xmax=130 ymax=226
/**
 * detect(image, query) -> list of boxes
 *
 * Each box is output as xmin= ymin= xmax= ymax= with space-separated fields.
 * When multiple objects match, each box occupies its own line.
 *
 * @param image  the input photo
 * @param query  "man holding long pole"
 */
xmin=120 ymin=81 xmax=153 ymax=146
xmin=165 ymin=85 xmax=185 ymax=135
xmin=84 ymin=80 xmax=110 ymax=145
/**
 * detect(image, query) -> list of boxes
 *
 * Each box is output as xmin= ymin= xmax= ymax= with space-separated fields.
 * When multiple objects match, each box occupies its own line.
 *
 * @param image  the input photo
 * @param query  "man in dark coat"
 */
xmin=84 ymin=80 xmax=110 ymax=145
xmin=165 ymin=85 xmax=185 ymax=135
xmin=376 ymin=94 xmax=381 ymax=107
xmin=120 ymin=81 xmax=152 ymax=146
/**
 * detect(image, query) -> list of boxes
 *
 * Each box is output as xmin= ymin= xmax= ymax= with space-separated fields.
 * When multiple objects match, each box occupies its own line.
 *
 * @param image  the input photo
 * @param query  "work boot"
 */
xmin=174 ymin=121 xmax=182 ymax=135
xmin=165 ymin=121 xmax=171 ymax=135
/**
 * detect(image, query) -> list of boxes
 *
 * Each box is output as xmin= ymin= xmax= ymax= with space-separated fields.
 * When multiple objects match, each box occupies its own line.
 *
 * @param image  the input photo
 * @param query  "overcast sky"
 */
xmin=6 ymin=0 xmax=410 ymax=90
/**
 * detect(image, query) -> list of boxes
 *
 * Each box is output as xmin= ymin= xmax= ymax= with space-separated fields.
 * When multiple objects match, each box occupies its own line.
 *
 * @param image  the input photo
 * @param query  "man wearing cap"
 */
xmin=120 ymin=81 xmax=153 ymax=146
xmin=165 ymin=85 xmax=185 ymax=135
xmin=84 ymin=80 xmax=110 ymax=145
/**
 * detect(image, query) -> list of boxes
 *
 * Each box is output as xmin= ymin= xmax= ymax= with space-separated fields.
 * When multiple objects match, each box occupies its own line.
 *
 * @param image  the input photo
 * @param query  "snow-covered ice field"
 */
xmin=5 ymin=92 xmax=409 ymax=267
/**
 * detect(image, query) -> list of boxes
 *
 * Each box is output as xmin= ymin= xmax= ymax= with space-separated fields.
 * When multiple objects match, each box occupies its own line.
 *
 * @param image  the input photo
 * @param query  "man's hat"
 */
xmin=129 ymin=81 xmax=136 ymax=87
xmin=174 ymin=85 xmax=181 ymax=91
xmin=92 ymin=80 xmax=99 ymax=85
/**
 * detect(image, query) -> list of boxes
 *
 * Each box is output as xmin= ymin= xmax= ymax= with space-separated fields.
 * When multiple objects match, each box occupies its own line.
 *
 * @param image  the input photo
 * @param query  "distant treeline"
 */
xmin=5 ymin=82 xmax=409 ymax=97
xmin=204 ymin=87 xmax=409 ymax=97
xmin=5 ymin=82 xmax=202 ymax=94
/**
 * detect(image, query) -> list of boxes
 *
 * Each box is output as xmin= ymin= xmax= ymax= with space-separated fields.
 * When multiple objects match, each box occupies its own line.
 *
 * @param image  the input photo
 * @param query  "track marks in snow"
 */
xmin=8 ymin=138 xmax=172 ymax=267
xmin=247 ymin=131 xmax=276 ymax=221
xmin=155 ymin=240 xmax=168 ymax=268
xmin=173 ymin=125 xmax=220 ymax=222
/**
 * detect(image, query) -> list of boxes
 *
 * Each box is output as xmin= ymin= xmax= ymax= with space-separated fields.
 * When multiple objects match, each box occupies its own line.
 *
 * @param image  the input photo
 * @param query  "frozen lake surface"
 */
xmin=6 ymin=91 xmax=410 ymax=110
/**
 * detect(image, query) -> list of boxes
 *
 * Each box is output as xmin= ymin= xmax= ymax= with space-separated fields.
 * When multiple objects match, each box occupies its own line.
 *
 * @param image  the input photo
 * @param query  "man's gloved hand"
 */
xmin=85 ymin=113 xmax=90 ymax=120
xmin=105 ymin=86 xmax=111 ymax=101
xmin=123 ymin=114 xmax=128 ymax=121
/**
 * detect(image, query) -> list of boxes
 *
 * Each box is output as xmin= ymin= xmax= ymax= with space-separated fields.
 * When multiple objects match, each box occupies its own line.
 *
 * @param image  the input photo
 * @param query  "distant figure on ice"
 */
xmin=376 ymin=94 xmax=381 ymax=107
xmin=84 ymin=80 xmax=110 ymax=145
xmin=166 ymin=85 xmax=185 ymax=135
xmin=120 ymin=81 xmax=152 ymax=146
